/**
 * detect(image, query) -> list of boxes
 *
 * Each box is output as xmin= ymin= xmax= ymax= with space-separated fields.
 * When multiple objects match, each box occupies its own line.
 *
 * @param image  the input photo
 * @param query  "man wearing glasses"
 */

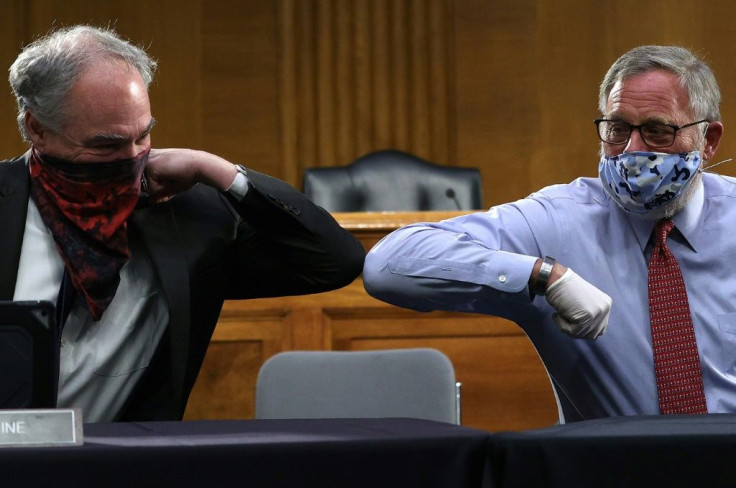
xmin=363 ymin=45 xmax=731 ymax=422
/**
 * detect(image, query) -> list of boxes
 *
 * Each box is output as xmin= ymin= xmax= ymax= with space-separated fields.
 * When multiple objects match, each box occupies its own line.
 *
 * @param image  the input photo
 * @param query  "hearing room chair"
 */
xmin=302 ymin=149 xmax=482 ymax=212
xmin=254 ymin=348 xmax=462 ymax=425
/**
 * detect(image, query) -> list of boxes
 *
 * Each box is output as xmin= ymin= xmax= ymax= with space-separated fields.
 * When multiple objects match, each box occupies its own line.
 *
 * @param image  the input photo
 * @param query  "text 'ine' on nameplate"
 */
xmin=0 ymin=408 xmax=83 ymax=447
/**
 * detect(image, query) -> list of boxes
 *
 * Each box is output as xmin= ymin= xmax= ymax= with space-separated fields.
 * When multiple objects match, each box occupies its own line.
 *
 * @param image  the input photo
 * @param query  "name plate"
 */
xmin=0 ymin=409 xmax=83 ymax=447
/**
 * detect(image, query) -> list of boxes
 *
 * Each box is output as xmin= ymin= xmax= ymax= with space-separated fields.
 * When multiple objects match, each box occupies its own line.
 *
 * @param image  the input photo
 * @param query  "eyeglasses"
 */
xmin=594 ymin=119 xmax=709 ymax=148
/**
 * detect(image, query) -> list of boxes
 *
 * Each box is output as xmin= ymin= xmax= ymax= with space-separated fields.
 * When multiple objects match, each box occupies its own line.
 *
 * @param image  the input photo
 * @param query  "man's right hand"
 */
xmin=544 ymin=269 xmax=612 ymax=340
xmin=144 ymin=148 xmax=239 ymax=203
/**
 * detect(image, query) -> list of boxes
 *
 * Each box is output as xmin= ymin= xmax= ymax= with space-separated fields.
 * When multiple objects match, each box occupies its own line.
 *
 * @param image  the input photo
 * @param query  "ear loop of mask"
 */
xmin=701 ymin=158 xmax=733 ymax=172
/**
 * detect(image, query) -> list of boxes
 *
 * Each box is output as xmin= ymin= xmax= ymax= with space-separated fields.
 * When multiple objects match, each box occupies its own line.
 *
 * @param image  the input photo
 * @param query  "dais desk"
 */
xmin=0 ymin=418 xmax=491 ymax=488
xmin=184 ymin=211 xmax=559 ymax=432
xmin=487 ymin=414 xmax=736 ymax=488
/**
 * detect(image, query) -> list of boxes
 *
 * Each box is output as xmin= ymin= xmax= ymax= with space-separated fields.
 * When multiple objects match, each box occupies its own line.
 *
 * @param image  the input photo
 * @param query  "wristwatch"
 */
xmin=533 ymin=256 xmax=556 ymax=296
xmin=233 ymin=164 xmax=248 ymax=177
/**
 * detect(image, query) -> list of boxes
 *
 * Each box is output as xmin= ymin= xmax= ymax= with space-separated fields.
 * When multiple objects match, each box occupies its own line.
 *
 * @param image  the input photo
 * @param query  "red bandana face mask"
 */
xmin=29 ymin=147 xmax=149 ymax=321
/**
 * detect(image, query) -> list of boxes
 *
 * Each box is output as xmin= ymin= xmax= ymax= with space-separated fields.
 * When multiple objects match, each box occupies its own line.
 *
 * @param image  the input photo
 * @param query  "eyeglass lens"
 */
xmin=598 ymin=121 xmax=676 ymax=147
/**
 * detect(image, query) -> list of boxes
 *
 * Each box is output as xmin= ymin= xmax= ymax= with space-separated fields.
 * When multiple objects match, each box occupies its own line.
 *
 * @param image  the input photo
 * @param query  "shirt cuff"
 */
xmin=226 ymin=166 xmax=250 ymax=201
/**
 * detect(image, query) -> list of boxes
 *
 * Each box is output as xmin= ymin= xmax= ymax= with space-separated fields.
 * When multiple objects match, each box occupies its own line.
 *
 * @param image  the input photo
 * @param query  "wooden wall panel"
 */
xmin=184 ymin=308 xmax=290 ymax=420
xmin=278 ymin=0 xmax=456 ymax=184
xmin=453 ymin=0 xmax=539 ymax=207
xmin=200 ymin=0 xmax=280 ymax=175
xmin=0 ymin=1 xmax=26 ymax=156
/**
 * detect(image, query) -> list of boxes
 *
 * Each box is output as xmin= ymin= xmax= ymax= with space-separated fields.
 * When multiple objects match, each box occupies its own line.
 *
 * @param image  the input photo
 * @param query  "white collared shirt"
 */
xmin=14 ymin=198 xmax=168 ymax=422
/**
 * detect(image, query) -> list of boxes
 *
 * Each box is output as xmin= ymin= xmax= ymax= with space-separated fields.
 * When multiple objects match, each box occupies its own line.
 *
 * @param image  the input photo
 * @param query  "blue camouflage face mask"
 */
xmin=598 ymin=151 xmax=701 ymax=214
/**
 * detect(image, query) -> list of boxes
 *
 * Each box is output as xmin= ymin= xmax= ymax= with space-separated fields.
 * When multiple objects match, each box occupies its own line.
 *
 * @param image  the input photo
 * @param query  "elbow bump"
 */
xmin=361 ymin=261 xmax=384 ymax=299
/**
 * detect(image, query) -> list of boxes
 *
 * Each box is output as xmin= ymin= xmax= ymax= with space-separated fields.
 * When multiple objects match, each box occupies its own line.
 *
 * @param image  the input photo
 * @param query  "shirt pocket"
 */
xmin=93 ymin=302 xmax=158 ymax=377
xmin=94 ymin=326 xmax=155 ymax=377
xmin=718 ymin=313 xmax=736 ymax=376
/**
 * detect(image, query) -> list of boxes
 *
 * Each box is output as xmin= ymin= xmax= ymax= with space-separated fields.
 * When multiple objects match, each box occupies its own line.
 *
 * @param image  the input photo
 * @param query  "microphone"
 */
xmin=445 ymin=188 xmax=462 ymax=210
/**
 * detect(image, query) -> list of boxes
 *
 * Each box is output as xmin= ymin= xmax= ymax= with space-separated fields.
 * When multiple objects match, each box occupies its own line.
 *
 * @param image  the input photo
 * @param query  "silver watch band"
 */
xmin=533 ymin=256 xmax=556 ymax=296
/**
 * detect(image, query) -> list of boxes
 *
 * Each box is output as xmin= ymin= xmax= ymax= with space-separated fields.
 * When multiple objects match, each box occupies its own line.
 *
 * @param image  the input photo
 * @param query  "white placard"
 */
xmin=0 ymin=408 xmax=83 ymax=447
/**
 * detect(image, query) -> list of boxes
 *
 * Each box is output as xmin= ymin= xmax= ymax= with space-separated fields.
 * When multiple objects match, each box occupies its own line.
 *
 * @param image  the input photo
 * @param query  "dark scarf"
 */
xmin=29 ymin=147 xmax=148 ymax=321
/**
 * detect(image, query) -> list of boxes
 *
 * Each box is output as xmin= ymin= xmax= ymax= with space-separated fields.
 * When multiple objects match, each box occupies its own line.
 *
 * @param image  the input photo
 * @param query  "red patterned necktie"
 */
xmin=648 ymin=219 xmax=707 ymax=414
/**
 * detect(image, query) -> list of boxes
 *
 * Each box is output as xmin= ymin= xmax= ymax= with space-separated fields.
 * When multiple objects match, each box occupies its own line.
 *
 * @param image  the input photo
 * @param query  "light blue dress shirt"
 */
xmin=363 ymin=172 xmax=736 ymax=422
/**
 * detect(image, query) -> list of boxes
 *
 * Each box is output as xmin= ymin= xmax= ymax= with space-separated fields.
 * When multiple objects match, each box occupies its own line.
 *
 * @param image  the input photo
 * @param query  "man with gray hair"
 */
xmin=1 ymin=25 xmax=365 ymax=422
xmin=363 ymin=45 xmax=731 ymax=422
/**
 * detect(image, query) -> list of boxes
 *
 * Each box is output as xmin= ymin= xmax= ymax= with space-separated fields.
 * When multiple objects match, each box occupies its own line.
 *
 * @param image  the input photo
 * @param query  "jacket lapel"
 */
xmin=0 ymin=154 xmax=31 ymax=300
xmin=129 ymin=202 xmax=190 ymax=407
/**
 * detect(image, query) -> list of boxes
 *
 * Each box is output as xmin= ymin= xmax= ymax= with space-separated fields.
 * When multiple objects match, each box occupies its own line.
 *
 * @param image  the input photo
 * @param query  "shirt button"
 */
xmin=60 ymin=339 xmax=67 ymax=348
xmin=498 ymin=274 xmax=507 ymax=283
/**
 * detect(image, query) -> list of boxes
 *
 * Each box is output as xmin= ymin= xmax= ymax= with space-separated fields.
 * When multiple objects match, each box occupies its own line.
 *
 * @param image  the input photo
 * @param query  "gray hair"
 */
xmin=598 ymin=45 xmax=721 ymax=122
xmin=8 ymin=25 xmax=157 ymax=140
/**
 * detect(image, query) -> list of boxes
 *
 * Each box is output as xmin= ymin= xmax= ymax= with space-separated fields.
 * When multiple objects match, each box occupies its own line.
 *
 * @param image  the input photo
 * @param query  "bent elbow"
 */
xmin=336 ymin=248 xmax=367 ymax=288
xmin=362 ymin=251 xmax=396 ymax=302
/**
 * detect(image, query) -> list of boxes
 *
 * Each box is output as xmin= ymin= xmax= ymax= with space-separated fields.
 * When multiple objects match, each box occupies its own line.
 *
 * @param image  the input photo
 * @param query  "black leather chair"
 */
xmin=302 ymin=150 xmax=483 ymax=212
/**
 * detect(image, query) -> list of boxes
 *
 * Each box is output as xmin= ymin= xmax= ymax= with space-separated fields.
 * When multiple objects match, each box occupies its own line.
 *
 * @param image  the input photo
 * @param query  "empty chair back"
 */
xmin=255 ymin=348 xmax=461 ymax=424
xmin=303 ymin=150 xmax=482 ymax=212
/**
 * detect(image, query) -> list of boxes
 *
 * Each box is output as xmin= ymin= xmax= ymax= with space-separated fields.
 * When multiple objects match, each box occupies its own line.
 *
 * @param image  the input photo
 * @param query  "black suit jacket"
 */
xmin=0 ymin=152 xmax=365 ymax=421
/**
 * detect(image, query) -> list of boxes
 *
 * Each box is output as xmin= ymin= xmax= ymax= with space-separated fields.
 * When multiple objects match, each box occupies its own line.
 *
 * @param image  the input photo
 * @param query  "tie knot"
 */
xmin=655 ymin=219 xmax=675 ymax=245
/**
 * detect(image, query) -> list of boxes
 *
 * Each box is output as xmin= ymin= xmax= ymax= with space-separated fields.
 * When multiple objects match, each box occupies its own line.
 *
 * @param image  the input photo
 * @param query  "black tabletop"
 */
xmin=0 ymin=417 xmax=491 ymax=488
xmin=487 ymin=413 xmax=736 ymax=488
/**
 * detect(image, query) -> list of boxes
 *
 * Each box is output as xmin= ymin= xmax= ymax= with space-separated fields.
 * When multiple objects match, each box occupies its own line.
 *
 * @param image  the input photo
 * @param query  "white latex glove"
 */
xmin=544 ymin=268 xmax=612 ymax=340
